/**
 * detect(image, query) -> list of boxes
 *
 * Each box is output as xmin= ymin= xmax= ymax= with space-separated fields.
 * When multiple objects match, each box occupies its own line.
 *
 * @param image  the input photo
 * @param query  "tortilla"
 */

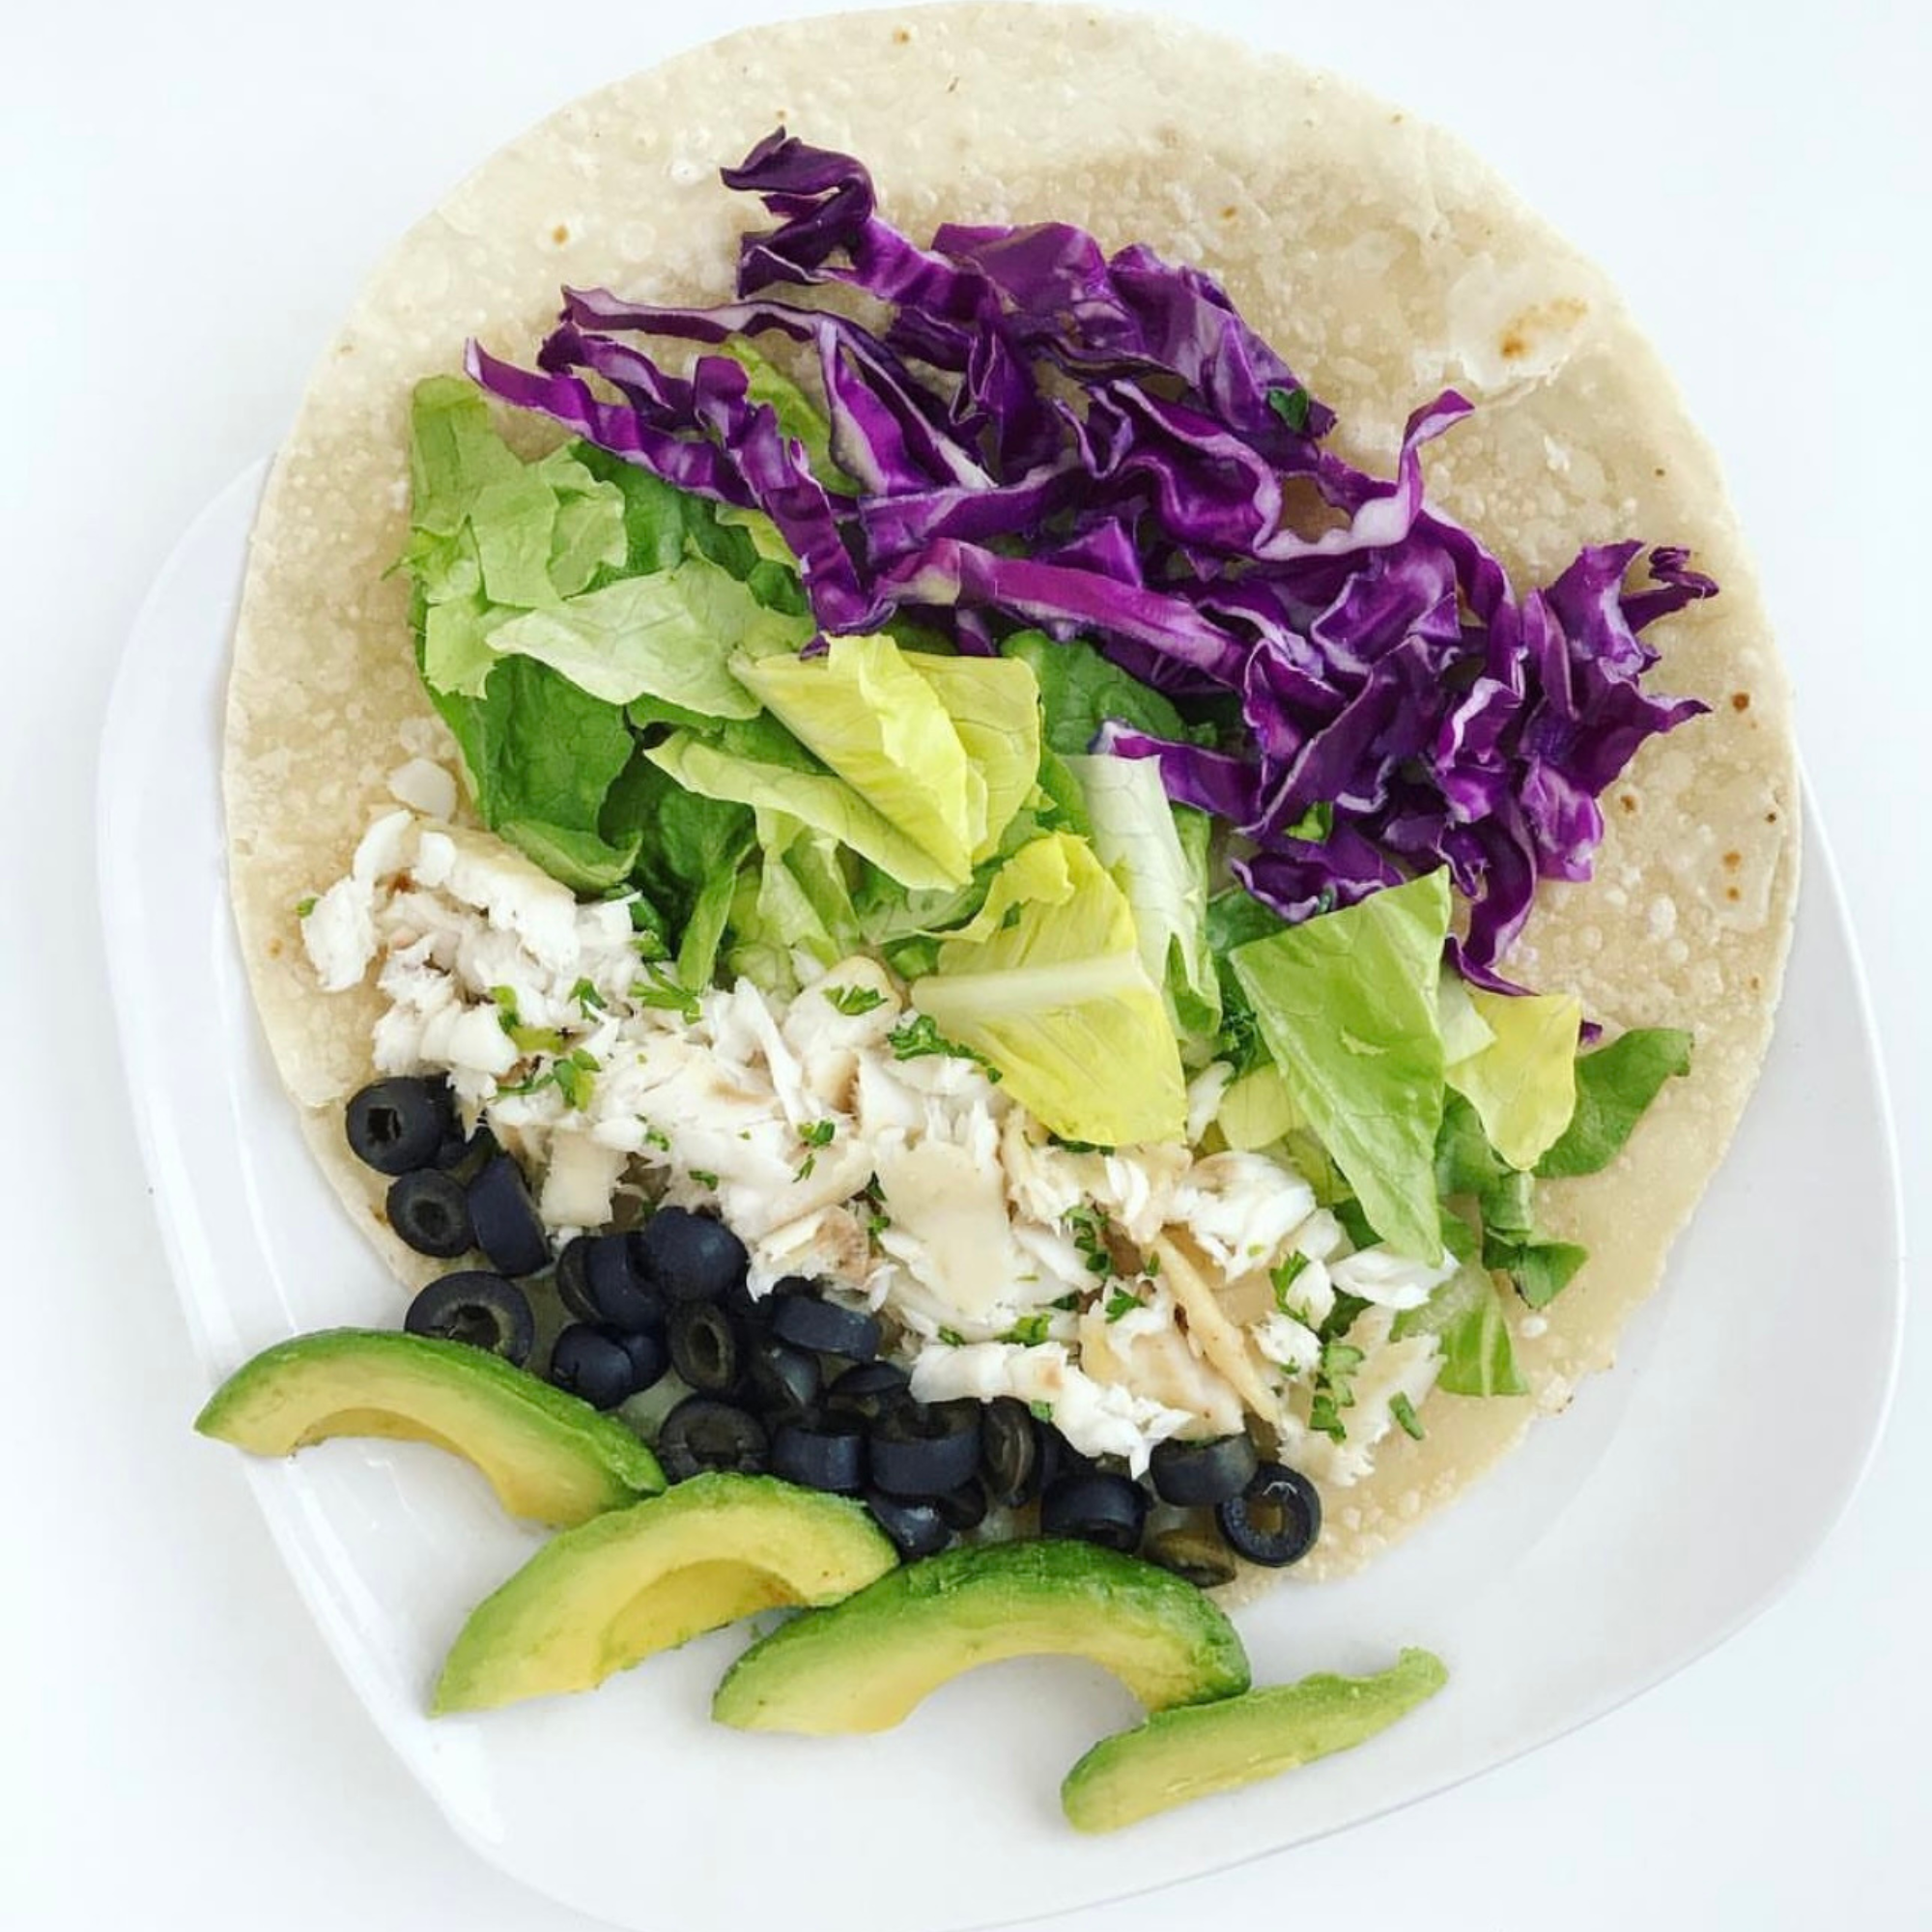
xmin=222 ymin=5 xmax=1798 ymax=1580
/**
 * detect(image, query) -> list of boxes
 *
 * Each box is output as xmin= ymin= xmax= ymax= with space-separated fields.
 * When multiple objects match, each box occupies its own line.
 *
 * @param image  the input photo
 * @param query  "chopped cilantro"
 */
xmin=1065 ymin=1203 xmax=1117 ymax=1278
xmin=1390 ymin=1392 xmax=1425 ymax=1441
xmin=1283 ymin=801 xmax=1334 ymax=843
xmin=1029 ymin=1400 xmax=1054 ymax=1423
xmin=887 ymin=1013 xmax=1003 ymax=1081
xmin=570 ymin=977 xmax=607 ymax=1017
xmin=1051 ymin=1293 xmax=1082 ymax=1312
xmin=1267 ymin=384 xmax=1313 ymax=433
xmin=825 ymin=984 xmax=887 ymax=1017
xmin=295 ymin=895 xmax=318 ymax=919
xmin=689 ymin=1169 xmax=720 ymax=1190
xmin=938 ymin=1326 xmax=965 ymax=1347
xmin=1104 ymin=1289 xmax=1141 ymax=1322
xmin=1052 ymin=1136 xmax=1116 ymax=1155
xmin=866 ymin=1209 xmax=892 ymax=1239
xmin=1270 ymin=1250 xmax=1311 ymax=1314
xmin=1143 ymin=1250 xmax=1160 ymax=1278
xmin=633 ymin=965 xmax=700 ymax=1022
xmin=552 ymin=1048 xmax=600 ymax=1110
xmin=1309 ymin=1336 xmax=1367 ymax=1442
xmin=1002 ymin=1313 xmax=1052 ymax=1347
xmin=489 ymin=985 xmax=521 ymax=1030
xmin=642 ymin=1125 xmax=670 ymax=1152
xmin=801 ymin=1120 xmax=836 ymax=1148
xmin=794 ymin=1152 xmax=817 ymax=1182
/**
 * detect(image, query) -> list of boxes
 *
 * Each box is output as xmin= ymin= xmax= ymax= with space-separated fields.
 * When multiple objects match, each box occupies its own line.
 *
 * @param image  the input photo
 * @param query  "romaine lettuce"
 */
xmin=910 ymin=833 xmax=1187 ymax=1145
xmin=1230 ymin=871 xmax=1453 ymax=1260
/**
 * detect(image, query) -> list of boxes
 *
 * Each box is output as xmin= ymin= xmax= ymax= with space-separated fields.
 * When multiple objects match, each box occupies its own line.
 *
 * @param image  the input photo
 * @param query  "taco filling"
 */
xmin=282 ymin=129 xmax=1720 ymax=1574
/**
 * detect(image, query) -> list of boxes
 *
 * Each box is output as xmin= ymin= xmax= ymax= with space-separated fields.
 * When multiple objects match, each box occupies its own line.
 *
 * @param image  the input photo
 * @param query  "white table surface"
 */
xmin=7 ymin=2 xmax=1926 ymax=1926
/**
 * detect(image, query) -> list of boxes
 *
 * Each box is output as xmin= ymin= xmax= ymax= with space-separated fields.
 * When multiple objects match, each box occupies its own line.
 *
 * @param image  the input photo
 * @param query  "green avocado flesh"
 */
xmin=1061 ymin=1647 xmax=1449 ymax=1833
xmin=193 ymin=1328 xmax=664 ymax=1527
xmin=434 ymin=1473 xmax=899 ymax=1714
xmin=711 ymin=1539 xmax=1251 ymax=1735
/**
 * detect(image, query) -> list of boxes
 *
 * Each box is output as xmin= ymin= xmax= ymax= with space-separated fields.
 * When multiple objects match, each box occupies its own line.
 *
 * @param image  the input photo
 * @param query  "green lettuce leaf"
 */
xmin=910 ymin=833 xmax=1187 ymax=1145
xmin=1215 ymin=1065 xmax=1303 ymax=1151
xmin=1065 ymin=753 xmax=1220 ymax=1058
xmin=1446 ymin=988 xmax=1582 ymax=1171
xmin=713 ymin=339 xmax=853 ymax=496
xmin=726 ymin=809 xmax=865 ymax=991
xmin=1392 ymin=1264 xmax=1528 ymax=1397
xmin=644 ymin=717 xmax=961 ymax=893
xmin=476 ymin=563 xmax=805 ymax=710
xmin=1535 ymin=1028 xmax=1694 ymax=1178
xmin=1230 ymin=871 xmax=1453 ymax=1260
xmin=904 ymin=651 xmax=1042 ymax=863
xmin=734 ymin=634 xmax=989 ymax=883
xmin=1002 ymin=631 xmax=1191 ymax=753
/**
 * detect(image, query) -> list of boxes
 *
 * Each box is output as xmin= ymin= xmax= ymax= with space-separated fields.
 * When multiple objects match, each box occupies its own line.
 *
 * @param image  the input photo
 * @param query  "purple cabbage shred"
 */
xmin=466 ymin=129 xmax=1714 ymax=981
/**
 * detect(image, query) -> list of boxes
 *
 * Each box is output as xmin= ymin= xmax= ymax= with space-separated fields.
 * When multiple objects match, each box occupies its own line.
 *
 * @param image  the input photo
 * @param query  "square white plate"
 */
xmin=99 ymin=461 xmax=1903 ymax=1932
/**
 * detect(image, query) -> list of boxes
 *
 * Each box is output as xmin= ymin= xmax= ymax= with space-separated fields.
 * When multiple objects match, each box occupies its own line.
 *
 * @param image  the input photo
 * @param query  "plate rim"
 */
xmin=99 ymin=461 xmax=1909 ymax=1932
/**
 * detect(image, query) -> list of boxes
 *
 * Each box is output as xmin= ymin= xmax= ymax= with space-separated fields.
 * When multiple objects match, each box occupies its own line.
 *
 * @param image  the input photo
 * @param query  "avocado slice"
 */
xmin=1061 ymin=1647 xmax=1448 ymax=1833
xmin=194 ymin=1328 xmax=664 ymax=1528
xmin=434 ymin=1472 xmax=897 ymax=1713
xmin=712 ymin=1539 xmax=1250 ymax=1735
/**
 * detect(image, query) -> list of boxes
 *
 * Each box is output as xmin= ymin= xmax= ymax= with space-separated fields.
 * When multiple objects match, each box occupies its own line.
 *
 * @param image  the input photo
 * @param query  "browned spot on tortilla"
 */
xmin=1731 ymin=692 xmax=1751 ymax=712
xmin=1499 ymin=296 xmax=1589 ymax=361
xmin=1766 ymin=810 xmax=1779 ymax=824
xmin=1222 ymin=205 xmax=1239 ymax=220
xmin=267 ymin=937 xmax=283 ymax=959
xmin=1722 ymin=851 xmax=1742 ymax=871
xmin=1618 ymin=792 xmax=1639 ymax=815
xmin=1749 ymin=976 xmax=1763 ymax=992
xmin=894 ymin=25 xmax=912 ymax=42
xmin=551 ymin=223 xmax=570 ymax=244
xmin=1654 ymin=466 xmax=1666 ymax=478
xmin=1725 ymin=887 xmax=1742 ymax=902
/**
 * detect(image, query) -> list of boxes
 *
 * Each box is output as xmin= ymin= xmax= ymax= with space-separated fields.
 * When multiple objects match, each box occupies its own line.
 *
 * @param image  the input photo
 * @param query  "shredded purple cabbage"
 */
xmin=466 ymin=129 xmax=1714 ymax=982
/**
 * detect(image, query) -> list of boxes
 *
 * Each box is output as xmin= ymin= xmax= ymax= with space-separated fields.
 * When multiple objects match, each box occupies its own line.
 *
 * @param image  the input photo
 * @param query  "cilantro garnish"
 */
xmin=887 ymin=1014 xmax=1003 ymax=1081
xmin=1267 ymin=384 xmax=1313 ymax=433
xmin=1065 ymin=1203 xmax=1117 ymax=1278
xmin=689 ymin=1169 xmax=720 ymax=1190
xmin=1002 ymin=1313 xmax=1052 ymax=1347
xmin=938 ymin=1326 xmax=965 ymax=1347
xmin=570 ymin=977 xmax=607 ymax=1017
xmin=826 ymin=984 xmax=887 ymax=1017
xmin=1029 ymin=1399 xmax=1054 ymax=1423
xmin=801 ymin=1120 xmax=836 ymax=1148
xmin=1104 ymin=1288 xmax=1141 ymax=1322
xmin=295 ymin=895 xmax=318 ymax=919
xmin=1390 ymin=1392 xmax=1425 ymax=1441
xmin=633 ymin=964 xmax=700 ymax=1023
xmin=1270 ymin=1250 xmax=1311 ymax=1315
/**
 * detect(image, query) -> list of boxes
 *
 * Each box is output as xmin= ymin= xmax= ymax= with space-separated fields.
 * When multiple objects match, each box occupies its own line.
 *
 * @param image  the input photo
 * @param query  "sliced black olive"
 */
xmin=980 ymin=1397 xmax=1043 ymax=1507
xmin=548 ymin=1323 xmax=639 ymax=1409
xmin=865 ymin=1491 xmax=952 ymax=1559
xmin=635 ymin=1208 xmax=749 ymax=1305
xmin=1035 ymin=1421 xmax=1088 ymax=1495
xmin=1149 ymin=1433 xmax=1261 ymax=1508
xmin=742 ymin=1337 xmax=821 ymax=1424
xmin=868 ymin=1399 xmax=982 ymax=1499
xmin=770 ymin=1291 xmax=882 ymax=1362
xmin=667 ymin=1301 xmax=745 ymax=1395
xmin=385 ymin=1169 xmax=475 ymax=1259
xmin=722 ymin=1271 xmax=774 ymax=1329
xmin=656 ymin=1397 xmax=768 ymax=1482
xmin=935 ymin=1475 xmax=989 ymax=1533
xmin=1146 ymin=1524 xmax=1239 ymax=1591
xmin=554 ymin=1236 xmax=599 ymax=1324
xmin=1039 ymin=1470 xmax=1148 ymax=1554
xmin=824 ymin=1359 xmax=909 ymax=1425
xmin=770 ymin=1419 xmax=867 ymax=1493
xmin=583 ymin=1231 xmax=663 ymax=1334
xmin=1216 ymin=1462 xmax=1321 ymax=1568
xmin=465 ymin=1154 xmax=550 ymax=1277
xmin=345 ymin=1076 xmax=451 ymax=1177
xmin=613 ymin=1327 xmax=668 ymax=1396
xmin=404 ymin=1270 xmax=534 ymax=1367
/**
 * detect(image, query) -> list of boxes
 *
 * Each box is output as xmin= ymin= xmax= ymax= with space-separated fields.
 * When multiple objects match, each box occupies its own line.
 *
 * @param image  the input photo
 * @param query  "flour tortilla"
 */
xmin=223 ymin=5 xmax=1799 ymax=1581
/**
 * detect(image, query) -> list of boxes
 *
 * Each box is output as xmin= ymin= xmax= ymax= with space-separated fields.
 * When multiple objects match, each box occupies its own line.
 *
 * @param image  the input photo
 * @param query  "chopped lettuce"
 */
xmin=1435 ymin=969 xmax=1495 ymax=1065
xmin=735 ymin=635 xmax=987 ymax=884
xmin=1002 ymin=631 xmax=1191 ymax=754
xmin=910 ymin=833 xmax=1187 ymax=1145
xmin=1446 ymin=988 xmax=1582 ymax=1172
xmin=728 ymin=809 xmax=865 ymax=990
xmin=903 ymin=651 xmax=1042 ymax=864
xmin=1392 ymin=1263 xmax=1528 ymax=1398
xmin=644 ymin=715 xmax=961 ymax=892
xmin=1536 ymin=1028 xmax=1693 ymax=1178
xmin=476 ymin=565 xmax=806 ymax=710
xmin=1230 ymin=871 xmax=1453 ymax=1260
xmin=1065 ymin=753 xmax=1219 ymax=1059
xmin=1215 ymin=1065 xmax=1302 ymax=1151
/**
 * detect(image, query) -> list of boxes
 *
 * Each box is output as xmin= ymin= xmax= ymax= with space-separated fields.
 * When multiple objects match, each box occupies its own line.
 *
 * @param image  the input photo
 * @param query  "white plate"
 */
xmin=101 ymin=463 xmax=1903 ymax=1932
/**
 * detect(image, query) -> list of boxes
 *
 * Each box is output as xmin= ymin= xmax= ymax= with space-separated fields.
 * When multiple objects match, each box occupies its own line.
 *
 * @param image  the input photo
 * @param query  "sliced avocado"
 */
xmin=1061 ymin=1647 xmax=1448 ymax=1833
xmin=434 ymin=1473 xmax=897 ymax=1713
xmin=194 ymin=1328 xmax=663 ymax=1528
xmin=712 ymin=1539 xmax=1250 ymax=1735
